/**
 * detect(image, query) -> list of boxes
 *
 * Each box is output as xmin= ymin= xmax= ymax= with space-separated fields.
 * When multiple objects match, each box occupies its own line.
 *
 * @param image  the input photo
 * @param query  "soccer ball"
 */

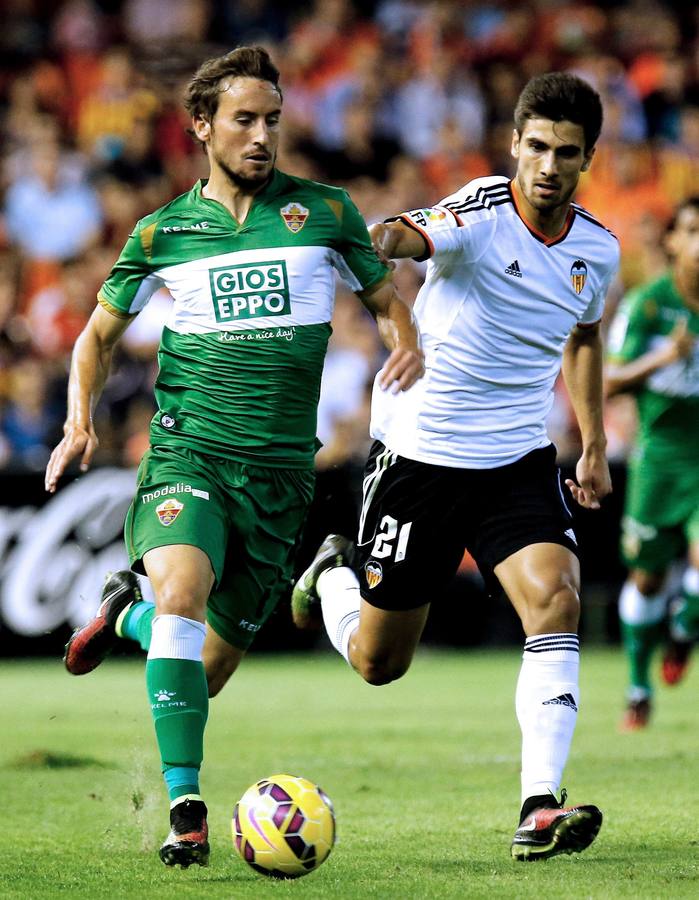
xmin=232 ymin=773 xmax=336 ymax=879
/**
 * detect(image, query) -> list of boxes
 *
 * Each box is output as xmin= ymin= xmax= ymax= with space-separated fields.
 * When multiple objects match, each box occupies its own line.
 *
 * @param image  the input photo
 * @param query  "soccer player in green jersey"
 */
xmin=45 ymin=46 xmax=423 ymax=867
xmin=606 ymin=197 xmax=699 ymax=730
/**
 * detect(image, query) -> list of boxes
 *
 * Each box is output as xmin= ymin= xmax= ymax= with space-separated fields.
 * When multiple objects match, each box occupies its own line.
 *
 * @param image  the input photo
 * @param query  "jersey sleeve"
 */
xmin=332 ymin=191 xmax=391 ymax=293
xmin=388 ymin=205 xmax=492 ymax=263
xmin=97 ymin=220 xmax=163 ymax=318
xmin=606 ymin=289 xmax=653 ymax=362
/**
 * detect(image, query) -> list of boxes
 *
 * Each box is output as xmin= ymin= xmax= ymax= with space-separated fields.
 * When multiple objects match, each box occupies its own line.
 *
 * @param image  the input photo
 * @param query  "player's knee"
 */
xmin=356 ymin=653 xmax=411 ymax=686
xmin=154 ymin=583 xmax=206 ymax=620
xmin=524 ymin=579 xmax=580 ymax=633
xmin=631 ymin=569 xmax=665 ymax=596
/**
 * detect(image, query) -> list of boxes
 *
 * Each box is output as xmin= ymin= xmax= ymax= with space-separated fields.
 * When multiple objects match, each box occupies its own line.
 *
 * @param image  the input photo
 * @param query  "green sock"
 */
xmin=619 ymin=580 xmax=667 ymax=696
xmin=117 ymin=602 xmax=155 ymax=651
xmin=146 ymin=658 xmax=209 ymax=802
xmin=621 ymin=620 xmax=664 ymax=694
xmin=670 ymin=573 xmax=699 ymax=641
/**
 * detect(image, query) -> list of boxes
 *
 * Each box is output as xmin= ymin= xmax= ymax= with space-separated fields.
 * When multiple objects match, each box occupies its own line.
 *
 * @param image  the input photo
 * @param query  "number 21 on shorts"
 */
xmin=371 ymin=515 xmax=413 ymax=561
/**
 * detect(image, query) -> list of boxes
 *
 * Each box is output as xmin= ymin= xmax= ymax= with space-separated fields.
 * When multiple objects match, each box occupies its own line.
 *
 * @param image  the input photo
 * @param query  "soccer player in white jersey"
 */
xmin=293 ymin=72 xmax=620 ymax=861
xmin=44 ymin=47 xmax=423 ymax=867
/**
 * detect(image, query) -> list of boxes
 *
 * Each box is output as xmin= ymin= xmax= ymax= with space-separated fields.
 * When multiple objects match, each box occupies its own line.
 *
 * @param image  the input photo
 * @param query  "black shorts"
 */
xmin=355 ymin=441 xmax=578 ymax=611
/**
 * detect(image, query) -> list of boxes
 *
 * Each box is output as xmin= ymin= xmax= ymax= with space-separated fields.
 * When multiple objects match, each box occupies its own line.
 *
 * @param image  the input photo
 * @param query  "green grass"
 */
xmin=1 ymin=648 xmax=698 ymax=899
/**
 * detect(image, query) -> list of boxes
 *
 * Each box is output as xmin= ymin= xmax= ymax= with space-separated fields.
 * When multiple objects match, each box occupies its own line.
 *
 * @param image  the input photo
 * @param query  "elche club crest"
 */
xmin=364 ymin=560 xmax=383 ymax=590
xmin=570 ymin=259 xmax=587 ymax=294
xmin=156 ymin=498 xmax=184 ymax=526
xmin=280 ymin=202 xmax=309 ymax=233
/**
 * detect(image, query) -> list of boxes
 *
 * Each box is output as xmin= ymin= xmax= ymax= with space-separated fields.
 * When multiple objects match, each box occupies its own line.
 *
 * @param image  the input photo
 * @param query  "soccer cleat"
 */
xmin=619 ymin=696 xmax=651 ymax=731
xmin=511 ymin=790 xmax=603 ymax=861
xmin=291 ymin=534 xmax=353 ymax=630
xmin=159 ymin=798 xmax=210 ymax=868
xmin=64 ymin=571 xmax=142 ymax=675
xmin=661 ymin=638 xmax=692 ymax=686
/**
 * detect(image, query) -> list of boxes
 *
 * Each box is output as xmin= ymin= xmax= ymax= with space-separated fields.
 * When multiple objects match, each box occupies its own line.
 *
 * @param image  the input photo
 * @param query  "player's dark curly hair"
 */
xmin=514 ymin=72 xmax=603 ymax=152
xmin=184 ymin=46 xmax=282 ymax=127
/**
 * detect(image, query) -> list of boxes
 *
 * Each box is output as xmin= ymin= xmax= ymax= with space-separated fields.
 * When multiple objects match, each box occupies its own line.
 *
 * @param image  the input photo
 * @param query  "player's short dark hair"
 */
xmin=184 ymin=46 xmax=282 ymax=125
xmin=514 ymin=72 xmax=603 ymax=152
xmin=667 ymin=195 xmax=699 ymax=232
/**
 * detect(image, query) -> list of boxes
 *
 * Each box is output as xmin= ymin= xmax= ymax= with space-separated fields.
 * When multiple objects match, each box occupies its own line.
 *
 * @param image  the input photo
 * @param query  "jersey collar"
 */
xmin=509 ymin=180 xmax=576 ymax=247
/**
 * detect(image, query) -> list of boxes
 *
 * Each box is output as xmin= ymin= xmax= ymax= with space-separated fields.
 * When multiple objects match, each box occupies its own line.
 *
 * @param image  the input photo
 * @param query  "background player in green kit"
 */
xmin=606 ymin=197 xmax=699 ymax=730
xmin=45 ymin=46 xmax=424 ymax=867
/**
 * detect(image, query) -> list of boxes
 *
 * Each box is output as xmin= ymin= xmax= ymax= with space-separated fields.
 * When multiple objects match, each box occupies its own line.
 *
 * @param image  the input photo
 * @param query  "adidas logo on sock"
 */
xmin=505 ymin=259 xmax=522 ymax=277
xmin=542 ymin=692 xmax=578 ymax=711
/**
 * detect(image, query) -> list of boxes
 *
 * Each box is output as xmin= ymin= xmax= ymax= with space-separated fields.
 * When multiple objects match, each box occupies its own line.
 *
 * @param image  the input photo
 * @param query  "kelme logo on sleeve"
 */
xmin=209 ymin=260 xmax=290 ymax=323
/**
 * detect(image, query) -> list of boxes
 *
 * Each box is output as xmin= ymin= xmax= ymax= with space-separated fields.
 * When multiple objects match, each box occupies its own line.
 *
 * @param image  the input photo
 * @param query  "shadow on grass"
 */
xmin=7 ymin=749 xmax=117 ymax=769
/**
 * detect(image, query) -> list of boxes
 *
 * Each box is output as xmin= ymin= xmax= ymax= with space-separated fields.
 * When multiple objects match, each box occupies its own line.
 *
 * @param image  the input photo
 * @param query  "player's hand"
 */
xmin=45 ymin=423 xmax=99 ymax=493
xmin=565 ymin=447 xmax=611 ymax=510
xmin=666 ymin=318 xmax=695 ymax=362
xmin=368 ymin=223 xmax=398 ymax=269
xmin=378 ymin=346 xmax=425 ymax=393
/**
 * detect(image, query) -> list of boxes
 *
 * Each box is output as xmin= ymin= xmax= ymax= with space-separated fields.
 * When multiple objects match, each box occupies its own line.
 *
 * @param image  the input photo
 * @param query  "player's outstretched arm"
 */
xmin=605 ymin=318 xmax=695 ymax=397
xmin=562 ymin=322 xmax=612 ymax=510
xmin=45 ymin=305 xmax=132 ymax=493
xmin=359 ymin=278 xmax=425 ymax=393
xmin=369 ymin=221 xmax=428 ymax=265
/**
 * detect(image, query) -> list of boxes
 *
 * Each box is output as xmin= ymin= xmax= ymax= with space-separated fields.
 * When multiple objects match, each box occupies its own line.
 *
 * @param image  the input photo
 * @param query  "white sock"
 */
xmin=317 ymin=567 xmax=361 ymax=664
xmin=618 ymin=581 xmax=666 ymax=626
xmin=516 ymin=633 xmax=580 ymax=805
xmin=147 ymin=614 xmax=206 ymax=661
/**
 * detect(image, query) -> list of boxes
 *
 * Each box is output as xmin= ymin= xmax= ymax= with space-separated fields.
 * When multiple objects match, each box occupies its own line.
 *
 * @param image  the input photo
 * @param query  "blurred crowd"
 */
xmin=1 ymin=0 xmax=697 ymax=475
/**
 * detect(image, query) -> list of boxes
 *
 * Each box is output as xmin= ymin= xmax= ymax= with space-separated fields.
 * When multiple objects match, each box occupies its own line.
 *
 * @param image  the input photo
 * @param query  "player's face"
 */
xmin=194 ymin=77 xmax=281 ymax=189
xmin=511 ymin=118 xmax=593 ymax=213
xmin=667 ymin=207 xmax=699 ymax=274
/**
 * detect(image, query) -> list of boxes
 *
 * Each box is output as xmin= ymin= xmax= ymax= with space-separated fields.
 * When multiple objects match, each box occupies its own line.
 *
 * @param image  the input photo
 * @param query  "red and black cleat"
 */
xmin=661 ymin=638 xmax=692 ymax=686
xmin=63 ymin=571 xmax=142 ymax=675
xmin=619 ymin=696 xmax=651 ymax=732
xmin=160 ymin=799 xmax=210 ymax=868
xmin=511 ymin=790 xmax=603 ymax=861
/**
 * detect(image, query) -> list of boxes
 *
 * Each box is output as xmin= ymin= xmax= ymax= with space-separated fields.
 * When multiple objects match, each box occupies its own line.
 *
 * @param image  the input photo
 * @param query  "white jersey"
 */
xmin=371 ymin=176 xmax=620 ymax=469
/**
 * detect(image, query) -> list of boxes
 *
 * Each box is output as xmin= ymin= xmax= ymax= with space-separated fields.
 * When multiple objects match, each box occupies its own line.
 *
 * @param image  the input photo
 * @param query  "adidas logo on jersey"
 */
xmin=542 ymin=692 xmax=578 ymax=711
xmin=505 ymin=259 xmax=522 ymax=277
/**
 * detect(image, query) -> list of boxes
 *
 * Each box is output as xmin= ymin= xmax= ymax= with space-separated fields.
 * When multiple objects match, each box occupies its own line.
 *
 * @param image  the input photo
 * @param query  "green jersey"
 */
xmin=98 ymin=170 xmax=389 ymax=468
xmin=607 ymin=272 xmax=699 ymax=467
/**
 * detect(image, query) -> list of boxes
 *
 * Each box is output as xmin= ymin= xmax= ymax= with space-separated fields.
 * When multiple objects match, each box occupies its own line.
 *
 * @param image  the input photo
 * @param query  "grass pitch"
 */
xmin=2 ymin=648 xmax=698 ymax=899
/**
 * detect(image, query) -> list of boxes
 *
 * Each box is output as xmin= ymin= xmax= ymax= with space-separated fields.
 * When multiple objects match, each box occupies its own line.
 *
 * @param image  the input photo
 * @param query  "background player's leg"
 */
xmin=618 ymin=569 xmax=666 ymax=728
xmin=317 ymin=565 xmax=429 ymax=684
xmin=494 ymin=543 xmax=582 ymax=811
xmin=664 ymin=540 xmax=699 ymax=685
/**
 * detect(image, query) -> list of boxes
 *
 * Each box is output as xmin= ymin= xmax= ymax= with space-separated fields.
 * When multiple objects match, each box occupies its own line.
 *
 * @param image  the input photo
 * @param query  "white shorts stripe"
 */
xmin=358 ymin=447 xmax=395 ymax=545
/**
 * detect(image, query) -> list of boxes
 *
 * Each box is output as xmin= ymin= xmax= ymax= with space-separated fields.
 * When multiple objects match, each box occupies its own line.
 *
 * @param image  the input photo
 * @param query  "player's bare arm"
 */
xmin=45 ymin=304 xmax=132 ymax=493
xmin=359 ymin=278 xmax=425 ymax=392
xmin=368 ymin=221 xmax=428 ymax=265
xmin=605 ymin=318 xmax=695 ymax=397
xmin=561 ymin=321 xmax=612 ymax=509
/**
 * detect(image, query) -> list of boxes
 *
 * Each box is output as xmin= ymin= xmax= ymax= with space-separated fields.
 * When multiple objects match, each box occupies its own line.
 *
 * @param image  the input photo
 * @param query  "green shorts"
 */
xmin=124 ymin=444 xmax=315 ymax=650
xmin=621 ymin=457 xmax=699 ymax=572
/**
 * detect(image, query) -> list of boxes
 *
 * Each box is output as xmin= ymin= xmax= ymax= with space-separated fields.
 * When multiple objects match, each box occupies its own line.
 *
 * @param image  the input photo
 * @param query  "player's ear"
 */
xmin=580 ymin=146 xmax=595 ymax=172
xmin=192 ymin=116 xmax=212 ymax=143
xmin=510 ymin=128 xmax=520 ymax=160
